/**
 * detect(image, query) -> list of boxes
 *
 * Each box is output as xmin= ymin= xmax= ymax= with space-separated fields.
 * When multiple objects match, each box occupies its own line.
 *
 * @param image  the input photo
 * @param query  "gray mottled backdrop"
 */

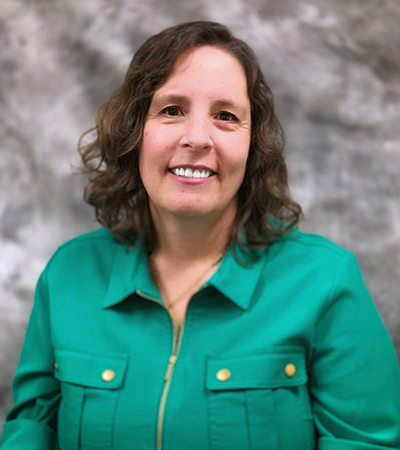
xmin=1 ymin=0 xmax=399 ymax=432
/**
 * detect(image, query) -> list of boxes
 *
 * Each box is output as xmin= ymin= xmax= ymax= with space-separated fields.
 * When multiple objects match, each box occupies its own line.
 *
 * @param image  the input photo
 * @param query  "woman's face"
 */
xmin=139 ymin=45 xmax=251 ymax=222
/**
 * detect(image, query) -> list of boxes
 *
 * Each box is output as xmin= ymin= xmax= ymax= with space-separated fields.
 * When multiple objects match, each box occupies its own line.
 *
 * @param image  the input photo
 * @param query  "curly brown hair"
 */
xmin=79 ymin=21 xmax=302 ymax=253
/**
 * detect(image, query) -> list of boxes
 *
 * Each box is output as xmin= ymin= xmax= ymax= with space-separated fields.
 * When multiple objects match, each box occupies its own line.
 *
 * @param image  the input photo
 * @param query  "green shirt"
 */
xmin=1 ymin=228 xmax=400 ymax=450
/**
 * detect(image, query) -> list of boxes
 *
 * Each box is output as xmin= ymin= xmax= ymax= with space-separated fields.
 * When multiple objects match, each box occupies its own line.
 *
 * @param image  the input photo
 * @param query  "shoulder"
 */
xmin=261 ymin=229 xmax=359 ymax=281
xmin=57 ymin=227 xmax=116 ymax=250
xmin=271 ymin=229 xmax=351 ymax=260
xmin=44 ymin=228 xmax=131 ymax=276
xmin=263 ymin=231 xmax=372 ymax=313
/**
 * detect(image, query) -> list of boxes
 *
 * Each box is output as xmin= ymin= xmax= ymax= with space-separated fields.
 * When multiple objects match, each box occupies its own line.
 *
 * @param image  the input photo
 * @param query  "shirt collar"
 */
xmin=207 ymin=245 xmax=266 ymax=310
xmin=102 ymin=243 xmax=160 ymax=309
xmin=102 ymin=242 xmax=266 ymax=310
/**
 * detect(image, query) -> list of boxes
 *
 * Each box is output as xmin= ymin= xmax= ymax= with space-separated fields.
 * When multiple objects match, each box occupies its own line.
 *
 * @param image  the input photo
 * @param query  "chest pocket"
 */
xmin=206 ymin=350 xmax=314 ymax=450
xmin=54 ymin=348 xmax=128 ymax=450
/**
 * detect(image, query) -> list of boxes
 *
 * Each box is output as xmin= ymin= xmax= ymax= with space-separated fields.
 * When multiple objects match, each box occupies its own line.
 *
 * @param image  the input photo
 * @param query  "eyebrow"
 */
xmin=150 ymin=95 xmax=250 ymax=118
xmin=150 ymin=95 xmax=190 ymax=110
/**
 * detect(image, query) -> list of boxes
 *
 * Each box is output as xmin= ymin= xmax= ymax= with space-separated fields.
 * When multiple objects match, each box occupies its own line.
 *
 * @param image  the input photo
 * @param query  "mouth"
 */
xmin=169 ymin=167 xmax=215 ymax=179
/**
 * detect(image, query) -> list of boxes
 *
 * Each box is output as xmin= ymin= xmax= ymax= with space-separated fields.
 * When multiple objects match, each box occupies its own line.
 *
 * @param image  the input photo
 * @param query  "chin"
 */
xmin=170 ymin=203 xmax=236 ymax=221
xmin=171 ymin=206 xmax=212 ymax=217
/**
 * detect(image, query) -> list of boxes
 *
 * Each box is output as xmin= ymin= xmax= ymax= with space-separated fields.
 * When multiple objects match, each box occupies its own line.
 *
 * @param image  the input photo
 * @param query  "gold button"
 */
xmin=216 ymin=368 xmax=231 ymax=382
xmin=54 ymin=362 xmax=59 ymax=370
xmin=284 ymin=363 xmax=296 ymax=378
xmin=101 ymin=369 xmax=116 ymax=382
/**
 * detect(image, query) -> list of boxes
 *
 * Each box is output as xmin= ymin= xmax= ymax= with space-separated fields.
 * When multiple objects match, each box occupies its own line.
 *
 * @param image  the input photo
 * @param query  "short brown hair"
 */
xmin=79 ymin=21 xmax=302 ymax=253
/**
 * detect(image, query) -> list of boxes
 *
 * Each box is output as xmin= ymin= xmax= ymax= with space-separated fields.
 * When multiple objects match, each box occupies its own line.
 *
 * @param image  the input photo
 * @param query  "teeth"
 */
xmin=172 ymin=168 xmax=211 ymax=178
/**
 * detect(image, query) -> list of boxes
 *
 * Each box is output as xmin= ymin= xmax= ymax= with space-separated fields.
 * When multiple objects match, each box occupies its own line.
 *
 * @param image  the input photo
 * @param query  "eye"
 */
xmin=217 ymin=111 xmax=238 ymax=122
xmin=161 ymin=106 xmax=181 ymax=116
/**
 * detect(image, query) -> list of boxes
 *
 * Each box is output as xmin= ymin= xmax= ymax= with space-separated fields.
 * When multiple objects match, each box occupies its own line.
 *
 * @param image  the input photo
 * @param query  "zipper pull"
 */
xmin=164 ymin=355 xmax=177 ymax=381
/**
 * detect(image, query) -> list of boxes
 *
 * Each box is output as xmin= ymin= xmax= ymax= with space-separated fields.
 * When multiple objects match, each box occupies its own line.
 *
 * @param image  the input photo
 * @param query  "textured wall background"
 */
xmin=1 ymin=0 xmax=400 ymax=431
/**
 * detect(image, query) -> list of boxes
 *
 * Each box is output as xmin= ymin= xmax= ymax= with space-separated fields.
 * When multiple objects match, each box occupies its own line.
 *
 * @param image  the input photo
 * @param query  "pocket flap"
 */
xmin=54 ymin=348 xmax=128 ymax=389
xmin=206 ymin=350 xmax=307 ymax=390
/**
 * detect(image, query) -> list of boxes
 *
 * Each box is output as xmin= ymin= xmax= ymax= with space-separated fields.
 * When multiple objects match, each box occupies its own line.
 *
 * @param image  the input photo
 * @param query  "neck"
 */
xmin=149 ymin=203 xmax=236 ymax=263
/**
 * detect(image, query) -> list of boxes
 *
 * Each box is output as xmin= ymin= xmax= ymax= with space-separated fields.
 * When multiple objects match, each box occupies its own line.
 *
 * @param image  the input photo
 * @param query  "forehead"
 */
xmin=153 ymin=45 xmax=249 ymax=101
xmin=172 ymin=45 xmax=246 ymax=77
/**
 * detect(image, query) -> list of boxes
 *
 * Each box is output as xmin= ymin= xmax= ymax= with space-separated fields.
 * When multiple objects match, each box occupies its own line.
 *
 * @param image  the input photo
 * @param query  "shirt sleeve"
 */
xmin=310 ymin=252 xmax=400 ymax=449
xmin=0 ymin=265 xmax=60 ymax=449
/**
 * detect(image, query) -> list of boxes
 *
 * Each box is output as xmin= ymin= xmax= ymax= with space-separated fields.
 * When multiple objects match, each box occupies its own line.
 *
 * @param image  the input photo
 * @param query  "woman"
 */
xmin=1 ymin=21 xmax=400 ymax=450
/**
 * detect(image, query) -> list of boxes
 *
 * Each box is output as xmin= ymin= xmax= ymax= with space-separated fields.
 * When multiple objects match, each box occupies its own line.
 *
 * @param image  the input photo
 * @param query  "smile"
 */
xmin=170 ymin=168 xmax=213 ymax=178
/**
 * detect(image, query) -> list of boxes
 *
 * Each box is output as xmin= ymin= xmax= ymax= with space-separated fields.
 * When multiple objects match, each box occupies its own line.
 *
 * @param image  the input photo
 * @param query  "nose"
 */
xmin=179 ymin=113 xmax=212 ymax=151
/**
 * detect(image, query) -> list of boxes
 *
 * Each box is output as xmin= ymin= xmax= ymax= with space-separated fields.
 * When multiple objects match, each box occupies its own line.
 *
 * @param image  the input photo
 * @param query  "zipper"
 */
xmin=136 ymin=289 xmax=184 ymax=450
xmin=157 ymin=319 xmax=184 ymax=450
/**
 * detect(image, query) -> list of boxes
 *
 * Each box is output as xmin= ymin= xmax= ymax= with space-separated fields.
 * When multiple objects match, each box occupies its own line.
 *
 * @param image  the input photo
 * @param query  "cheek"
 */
xmin=223 ymin=139 xmax=249 ymax=175
xmin=141 ymin=128 xmax=174 ymax=160
xmin=138 ymin=134 xmax=156 ymax=181
xmin=140 ymin=136 xmax=159 ymax=169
